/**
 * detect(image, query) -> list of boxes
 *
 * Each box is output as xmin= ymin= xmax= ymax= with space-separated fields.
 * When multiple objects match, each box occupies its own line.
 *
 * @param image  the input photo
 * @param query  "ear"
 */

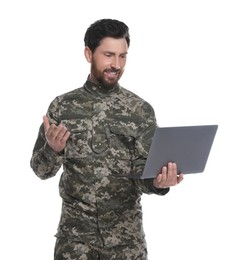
xmin=84 ymin=47 xmax=92 ymax=63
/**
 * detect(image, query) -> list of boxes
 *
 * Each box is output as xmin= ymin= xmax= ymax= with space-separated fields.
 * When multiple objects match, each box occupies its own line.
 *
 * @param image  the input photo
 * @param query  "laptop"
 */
xmin=126 ymin=124 xmax=218 ymax=179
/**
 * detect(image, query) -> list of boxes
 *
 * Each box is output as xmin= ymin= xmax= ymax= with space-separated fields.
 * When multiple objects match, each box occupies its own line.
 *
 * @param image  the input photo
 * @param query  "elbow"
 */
xmin=30 ymin=160 xmax=56 ymax=180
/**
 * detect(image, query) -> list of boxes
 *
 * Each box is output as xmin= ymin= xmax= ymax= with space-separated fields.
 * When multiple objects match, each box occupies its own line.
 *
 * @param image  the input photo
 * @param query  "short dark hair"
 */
xmin=84 ymin=19 xmax=130 ymax=53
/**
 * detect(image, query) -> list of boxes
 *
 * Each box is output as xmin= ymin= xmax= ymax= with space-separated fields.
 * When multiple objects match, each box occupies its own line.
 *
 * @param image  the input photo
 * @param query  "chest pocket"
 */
xmin=108 ymin=123 xmax=137 ymax=160
xmin=62 ymin=119 xmax=92 ymax=159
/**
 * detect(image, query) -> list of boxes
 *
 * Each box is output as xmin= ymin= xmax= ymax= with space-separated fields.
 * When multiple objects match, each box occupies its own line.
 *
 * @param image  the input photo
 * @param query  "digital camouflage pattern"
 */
xmin=54 ymin=237 xmax=147 ymax=260
xmin=30 ymin=80 xmax=169 ymax=257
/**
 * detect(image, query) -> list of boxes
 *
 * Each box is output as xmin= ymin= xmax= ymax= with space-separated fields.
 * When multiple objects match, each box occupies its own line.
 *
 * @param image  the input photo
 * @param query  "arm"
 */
xmin=133 ymin=148 xmax=183 ymax=195
xmin=130 ymin=104 xmax=167 ymax=195
xmin=30 ymin=98 xmax=70 ymax=180
xmin=30 ymin=121 xmax=64 ymax=180
xmin=132 ymin=105 xmax=183 ymax=194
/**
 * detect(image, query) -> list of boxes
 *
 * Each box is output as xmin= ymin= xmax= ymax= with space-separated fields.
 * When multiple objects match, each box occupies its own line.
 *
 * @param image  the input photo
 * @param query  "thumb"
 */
xmin=43 ymin=115 xmax=50 ymax=133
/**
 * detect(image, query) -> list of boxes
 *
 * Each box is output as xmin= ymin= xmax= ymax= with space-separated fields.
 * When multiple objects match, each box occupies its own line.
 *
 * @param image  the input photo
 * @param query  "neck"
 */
xmin=88 ymin=74 xmax=118 ymax=90
xmin=85 ymin=77 xmax=120 ymax=96
xmin=88 ymin=74 xmax=100 ymax=85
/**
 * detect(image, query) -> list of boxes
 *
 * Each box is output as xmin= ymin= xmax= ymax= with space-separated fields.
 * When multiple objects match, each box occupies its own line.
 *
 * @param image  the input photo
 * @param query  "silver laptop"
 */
xmin=126 ymin=124 xmax=218 ymax=179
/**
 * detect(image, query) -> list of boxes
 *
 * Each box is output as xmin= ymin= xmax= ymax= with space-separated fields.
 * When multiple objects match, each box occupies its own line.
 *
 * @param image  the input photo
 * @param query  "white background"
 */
xmin=0 ymin=0 xmax=245 ymax=259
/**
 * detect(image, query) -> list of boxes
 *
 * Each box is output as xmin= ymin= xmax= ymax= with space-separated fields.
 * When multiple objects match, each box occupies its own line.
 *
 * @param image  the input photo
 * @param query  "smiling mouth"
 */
xmin=105 ymin=68 xmax=120 ymax=72
xmin=104 ymin=69 xmax=120 ymax=79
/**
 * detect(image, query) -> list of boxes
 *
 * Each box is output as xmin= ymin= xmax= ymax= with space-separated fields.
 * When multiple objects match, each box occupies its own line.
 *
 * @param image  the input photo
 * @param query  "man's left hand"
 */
xmin=153 ymin=162 xmax=184 ymax=189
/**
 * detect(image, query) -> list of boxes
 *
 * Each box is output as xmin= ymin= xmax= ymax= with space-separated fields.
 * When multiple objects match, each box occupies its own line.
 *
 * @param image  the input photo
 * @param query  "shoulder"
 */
xmin=47 ymin=86 xmax=86 ymax=107
xmin=118 ymin=86 xmax=155 ymax=115
xmin=56 ymin=86 xmax=85 ymax=102
xmin=46 ymin=86 xmax=86 ymax=121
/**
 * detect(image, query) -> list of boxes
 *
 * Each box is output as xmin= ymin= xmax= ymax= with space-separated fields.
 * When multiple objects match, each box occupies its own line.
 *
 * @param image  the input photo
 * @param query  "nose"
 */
xmin=111 ymin=57 xmax=121 ymax=70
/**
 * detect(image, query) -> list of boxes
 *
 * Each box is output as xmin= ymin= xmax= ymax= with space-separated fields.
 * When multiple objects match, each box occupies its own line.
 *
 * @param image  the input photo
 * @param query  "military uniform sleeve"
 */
xmin=132 ymin=103 xmax=170 ymax=196
xmin=30 ymin=97 xmax=63 ymax=180
xmin=133 ymin=178 xmax=170 ymax=195
xmin=132 ymin=148 xmax=170 ymax=196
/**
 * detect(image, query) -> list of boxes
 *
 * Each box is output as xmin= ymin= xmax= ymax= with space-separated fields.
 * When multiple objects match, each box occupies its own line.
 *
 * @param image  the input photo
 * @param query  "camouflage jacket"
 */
xmin=30 ymin=80 xmax=169 ymax=247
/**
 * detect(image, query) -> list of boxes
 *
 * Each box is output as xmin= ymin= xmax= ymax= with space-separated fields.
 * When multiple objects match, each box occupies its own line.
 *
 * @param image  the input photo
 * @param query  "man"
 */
xmin=30 ymin=18 xmax=183 ymax=260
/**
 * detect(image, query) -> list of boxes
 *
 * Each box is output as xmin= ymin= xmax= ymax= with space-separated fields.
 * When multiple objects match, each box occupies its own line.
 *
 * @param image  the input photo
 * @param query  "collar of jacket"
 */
xmin=84 ymin=79 xmax=120 ymax=97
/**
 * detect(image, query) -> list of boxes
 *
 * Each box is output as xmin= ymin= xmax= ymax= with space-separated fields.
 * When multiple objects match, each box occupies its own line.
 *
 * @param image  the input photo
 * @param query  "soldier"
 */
xmin=30 ymin=18 xmax=184 ymax=260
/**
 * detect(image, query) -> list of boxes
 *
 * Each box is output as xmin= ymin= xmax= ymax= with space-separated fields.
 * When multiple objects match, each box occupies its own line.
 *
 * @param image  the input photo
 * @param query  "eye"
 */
xmin=120 ymin=54 xmax=127 ymax=59
xmin=104 ymin=52 xmax=112 ymax=57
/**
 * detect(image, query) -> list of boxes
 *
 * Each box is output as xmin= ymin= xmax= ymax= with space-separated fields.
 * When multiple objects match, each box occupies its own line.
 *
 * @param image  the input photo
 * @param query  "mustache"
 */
xmin=104 ymin=68 xmax=121 ymax=73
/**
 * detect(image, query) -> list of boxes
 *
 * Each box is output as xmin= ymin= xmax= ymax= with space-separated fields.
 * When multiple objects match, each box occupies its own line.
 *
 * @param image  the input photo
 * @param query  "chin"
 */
xmin=103 ymin=79 xmax=119 ymax=88
xmin=104 ymin=82 xmax=117 ymax=89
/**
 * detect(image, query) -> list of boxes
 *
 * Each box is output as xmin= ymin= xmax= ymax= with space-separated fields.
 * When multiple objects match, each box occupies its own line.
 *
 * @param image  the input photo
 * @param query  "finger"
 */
xmin=43 ymin=115 xmax=50 ymax=133
xmin=171 ymin=162 xmax=177 ymax=173
xmin=55 ymin=125 xmax=70 ymax=142
xmin=61 ymin=130 xmax=71 ymax=143
xmin=167 ymin=162 xmax=173 ymax=175
xmin=165 ymin=162 xmax=173 ymax=182
xmin=47 ymin=124 xmax=59 ymax=139
xmin=170 ymin=162 xmax=180 ymax=183
xmin=161 ymin=165 xmax=168 ymax=175
xmin=160 ymin=166 xmax=168 ymax=183
xmin=155 ymin=173 xmax=162 ymax=184
xmin=177 ymin=173 xmax=184 ymax=184
xmin=154 ymin=167 xmax=166 ymax=185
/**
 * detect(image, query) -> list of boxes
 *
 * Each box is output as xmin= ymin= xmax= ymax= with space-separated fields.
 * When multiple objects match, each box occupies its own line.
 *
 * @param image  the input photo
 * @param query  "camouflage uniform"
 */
xmin=30 ymin=80 xmax=169 ymax=259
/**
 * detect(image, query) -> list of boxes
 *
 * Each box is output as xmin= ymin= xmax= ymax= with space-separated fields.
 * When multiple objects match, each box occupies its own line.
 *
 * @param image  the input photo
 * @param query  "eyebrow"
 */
xmin=104 ymin=51 xmax=128 ymax=55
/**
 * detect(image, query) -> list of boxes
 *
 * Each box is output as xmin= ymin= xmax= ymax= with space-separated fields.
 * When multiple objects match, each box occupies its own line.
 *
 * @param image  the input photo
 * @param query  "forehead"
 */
xmin=97 ymin=37 xmax=128 ymax=53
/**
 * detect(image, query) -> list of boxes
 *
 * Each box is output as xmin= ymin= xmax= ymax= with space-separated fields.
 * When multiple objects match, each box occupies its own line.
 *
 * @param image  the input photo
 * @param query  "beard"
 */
xmin=90 ymin=59 xmax=123 ymax=89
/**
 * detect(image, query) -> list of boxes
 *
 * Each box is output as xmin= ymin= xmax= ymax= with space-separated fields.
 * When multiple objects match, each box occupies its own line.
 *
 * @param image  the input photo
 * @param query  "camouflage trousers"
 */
xmin=54 ymin=238 xmax=148 ymax=260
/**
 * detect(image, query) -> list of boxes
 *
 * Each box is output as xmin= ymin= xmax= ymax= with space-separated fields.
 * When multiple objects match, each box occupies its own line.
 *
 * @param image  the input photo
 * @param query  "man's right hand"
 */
xmin=43 ymin=115 xmax=71 ymax=153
